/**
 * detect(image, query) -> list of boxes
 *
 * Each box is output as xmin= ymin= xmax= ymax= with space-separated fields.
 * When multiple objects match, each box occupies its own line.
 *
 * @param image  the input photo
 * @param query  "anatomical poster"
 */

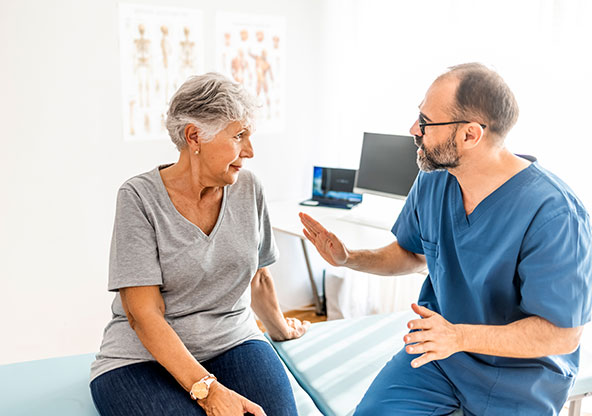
xmin=216 ymin=13 xmax=286 ymax=134
xmin=119 ymin=3 xmax=204 ymax=141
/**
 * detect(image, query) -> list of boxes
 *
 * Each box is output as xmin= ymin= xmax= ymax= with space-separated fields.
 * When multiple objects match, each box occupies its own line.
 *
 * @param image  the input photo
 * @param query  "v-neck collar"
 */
xmin=155 ymin=164 xmax=228 ymax=241
xmin=452 ymin=162 xmax=538 ymax=231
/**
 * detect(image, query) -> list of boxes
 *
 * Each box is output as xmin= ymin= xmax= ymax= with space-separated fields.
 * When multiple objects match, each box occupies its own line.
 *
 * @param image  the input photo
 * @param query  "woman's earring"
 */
xmin=194 ymin=150 xmax=200 ymax=155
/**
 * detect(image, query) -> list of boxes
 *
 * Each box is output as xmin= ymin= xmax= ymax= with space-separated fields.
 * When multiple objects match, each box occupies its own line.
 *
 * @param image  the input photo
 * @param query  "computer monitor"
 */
xmin=354 ymin=132 xmax=419 ymax=199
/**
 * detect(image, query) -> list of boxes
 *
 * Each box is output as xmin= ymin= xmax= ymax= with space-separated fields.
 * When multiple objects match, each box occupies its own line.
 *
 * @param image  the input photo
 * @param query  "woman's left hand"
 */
xmin=269 ymin=317 xmax=310 ymax=342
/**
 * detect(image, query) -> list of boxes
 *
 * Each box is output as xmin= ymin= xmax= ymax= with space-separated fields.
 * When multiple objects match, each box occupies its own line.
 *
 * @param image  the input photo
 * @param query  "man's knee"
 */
xmin=354 ymin=350 xmax=459 ymax=415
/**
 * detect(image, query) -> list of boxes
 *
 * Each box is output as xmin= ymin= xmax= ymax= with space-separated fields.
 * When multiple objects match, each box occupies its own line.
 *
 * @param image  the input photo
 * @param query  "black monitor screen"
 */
xmin=354 ymin=132 xmax=419 ymax=199
xmin=322 ymin=167 xmax=355 ymax=193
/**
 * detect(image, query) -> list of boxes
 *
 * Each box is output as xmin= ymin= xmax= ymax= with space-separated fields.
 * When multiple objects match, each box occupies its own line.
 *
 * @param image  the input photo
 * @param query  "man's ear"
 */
xmin=461 ymin=123 xmax=485 ymax=150
xmin=184 ymin=124 xmax=200 ymax=148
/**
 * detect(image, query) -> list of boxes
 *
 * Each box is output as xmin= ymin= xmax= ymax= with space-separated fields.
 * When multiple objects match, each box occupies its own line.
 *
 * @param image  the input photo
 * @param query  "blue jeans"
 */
xmin=90 ymin=340 xmax=298 ymax=416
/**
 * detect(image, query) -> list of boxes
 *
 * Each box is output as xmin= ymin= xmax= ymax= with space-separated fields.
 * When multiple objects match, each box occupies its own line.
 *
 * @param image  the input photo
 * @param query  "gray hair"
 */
xmin=439 ymin=63 xmax=519 ymax=142
xmin=166 ymin=72 xmax=258 ymax=150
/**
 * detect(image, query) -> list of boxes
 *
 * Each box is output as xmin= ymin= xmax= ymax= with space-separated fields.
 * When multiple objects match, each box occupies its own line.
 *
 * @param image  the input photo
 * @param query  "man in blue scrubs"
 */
xmin=300 ymin=63 xmax=592 ymax=415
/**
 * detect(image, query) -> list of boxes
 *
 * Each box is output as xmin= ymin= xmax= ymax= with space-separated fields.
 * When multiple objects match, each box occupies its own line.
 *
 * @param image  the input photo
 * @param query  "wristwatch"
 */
xmin=190 ymin=374 xmax=217 ymax=400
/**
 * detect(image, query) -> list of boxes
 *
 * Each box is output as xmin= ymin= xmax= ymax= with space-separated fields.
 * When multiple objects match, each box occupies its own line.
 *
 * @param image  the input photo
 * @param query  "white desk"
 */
xmin=268 ymin=199 xmax=403 ymax=314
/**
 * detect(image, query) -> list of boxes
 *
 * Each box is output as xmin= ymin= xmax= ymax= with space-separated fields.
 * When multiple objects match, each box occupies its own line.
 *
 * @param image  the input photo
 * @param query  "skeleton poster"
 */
xmin=119 ymin=4 xmax=204 ymax=141
xmin=216 ymin=13 xmax=286 ymax=134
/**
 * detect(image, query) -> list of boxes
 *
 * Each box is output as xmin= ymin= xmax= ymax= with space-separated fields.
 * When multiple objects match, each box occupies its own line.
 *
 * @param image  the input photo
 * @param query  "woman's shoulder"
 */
xmin=234 ymin=168 xmax=262 ymax=191
xmin=228 ymin=169 xmax=268 ymax=210
xmin=117 ymin=166 xmax=164 ymax=200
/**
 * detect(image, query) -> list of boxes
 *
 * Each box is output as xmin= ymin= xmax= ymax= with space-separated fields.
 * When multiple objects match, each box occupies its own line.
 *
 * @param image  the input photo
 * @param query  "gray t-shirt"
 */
xmin=90 ymin=165 xmax=278 ymax=381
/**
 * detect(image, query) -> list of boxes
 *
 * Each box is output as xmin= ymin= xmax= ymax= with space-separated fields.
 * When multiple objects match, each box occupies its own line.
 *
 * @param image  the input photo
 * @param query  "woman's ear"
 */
xmin=184 ymin=124 xmax=200 ymax=148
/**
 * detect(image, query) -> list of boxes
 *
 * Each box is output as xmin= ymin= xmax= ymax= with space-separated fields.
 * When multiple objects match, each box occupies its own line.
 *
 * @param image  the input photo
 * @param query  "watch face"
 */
xmin=191 ymin=383 xmax=208 ymax=400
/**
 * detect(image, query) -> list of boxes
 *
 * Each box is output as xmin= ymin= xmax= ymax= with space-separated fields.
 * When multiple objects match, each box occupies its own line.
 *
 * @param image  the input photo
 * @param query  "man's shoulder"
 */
xmin=526 ymin=163 xmax=588 ymax=218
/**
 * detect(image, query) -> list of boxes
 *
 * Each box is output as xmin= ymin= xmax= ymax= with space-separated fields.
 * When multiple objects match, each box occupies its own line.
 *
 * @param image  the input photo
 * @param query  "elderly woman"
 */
xmin=90 ymin=73 xmax=308 ymax=416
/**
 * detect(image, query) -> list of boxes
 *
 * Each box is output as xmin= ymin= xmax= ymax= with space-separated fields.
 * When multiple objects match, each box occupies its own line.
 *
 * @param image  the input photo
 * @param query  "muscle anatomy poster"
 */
xmin=216 ymin=13 xmax=286 ymax=134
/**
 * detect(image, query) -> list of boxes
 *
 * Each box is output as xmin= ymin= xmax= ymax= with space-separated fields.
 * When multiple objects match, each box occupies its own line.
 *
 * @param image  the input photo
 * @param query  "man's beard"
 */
xmin=415 ymin=127 xmax=461 ymax=172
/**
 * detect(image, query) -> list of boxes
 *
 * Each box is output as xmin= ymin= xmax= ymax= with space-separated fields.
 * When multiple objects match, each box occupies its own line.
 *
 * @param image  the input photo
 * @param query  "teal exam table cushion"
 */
xmin=268 ymin=311 xmax=419 ymax=416
xmin=0 ymin=352 xmax=322 ymax=416
xmin=268 ymin=311 xmax=591 ymax=416
xmin=0 ymin=353 xmax=99 ymax=416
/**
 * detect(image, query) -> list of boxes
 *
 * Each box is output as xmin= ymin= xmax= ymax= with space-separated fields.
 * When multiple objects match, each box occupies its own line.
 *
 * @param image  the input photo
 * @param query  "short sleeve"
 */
xmin=108 ymin=188 xmax=163 ymax=291
xmin=255 ymin=184 xmax=279 ymax=269
xmin=391 ymin=174 xmax=423 ymax=254
xmin=518 ymin=209 xmax=592 ymax=328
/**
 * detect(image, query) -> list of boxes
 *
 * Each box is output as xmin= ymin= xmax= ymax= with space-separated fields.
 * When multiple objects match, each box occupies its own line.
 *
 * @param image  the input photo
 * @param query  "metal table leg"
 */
xmin=300 ymin=238 xmax=326 ymax=315
xmin=568 ymin=398 xmax=582 ymax=416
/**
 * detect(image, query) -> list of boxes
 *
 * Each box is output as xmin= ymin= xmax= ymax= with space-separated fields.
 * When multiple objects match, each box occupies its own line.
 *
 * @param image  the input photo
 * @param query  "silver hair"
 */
xmin=166 ymin=72 xmax=258 ymax=150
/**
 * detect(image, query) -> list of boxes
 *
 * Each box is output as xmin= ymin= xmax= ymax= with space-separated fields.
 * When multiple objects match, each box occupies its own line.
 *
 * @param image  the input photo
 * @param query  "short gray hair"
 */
xmin=166 ymin=72 xmax=258 ymax=150
xmin=439 ymin=63 xmax=519 ymax=142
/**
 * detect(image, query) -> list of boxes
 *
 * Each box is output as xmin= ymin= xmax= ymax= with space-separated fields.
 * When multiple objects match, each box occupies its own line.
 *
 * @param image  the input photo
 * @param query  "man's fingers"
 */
xmin=299 ymin=212 xmax=320 ymax=226
xmin=302 ymin=225 xmax=322 ymax=241
xmin=410 ymin=352 xmax=437 ymax=368
xmin=406 ymin=341 xmax=436 ymax=355
xmin=407 ymin=318 xmax=431 ymax=330
xmin=299 ymin=212 xmax=327 ymax=235
xmin=304 ymin=227 xmax=335 ymax=251
xmin=411 ymin=303 xmax=436 ymax=318
xmin=404 ymin=329 xmax=430 ymax=345
xmin=300 ymin=214 xmax=340 ymax=251
xmin=299 ymin=212 xmax=319 ymax=230
xmin=302 ymin=228 xmax=315 ymax=243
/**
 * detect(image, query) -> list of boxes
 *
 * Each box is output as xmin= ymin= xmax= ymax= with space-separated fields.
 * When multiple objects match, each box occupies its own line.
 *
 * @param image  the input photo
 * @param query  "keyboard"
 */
xmin=300 ymin=199 xmax=360 ymax=210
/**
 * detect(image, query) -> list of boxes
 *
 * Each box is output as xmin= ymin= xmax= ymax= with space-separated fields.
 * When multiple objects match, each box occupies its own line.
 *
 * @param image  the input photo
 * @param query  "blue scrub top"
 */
xmin=392 ymin=160 xmax=592 ymax=410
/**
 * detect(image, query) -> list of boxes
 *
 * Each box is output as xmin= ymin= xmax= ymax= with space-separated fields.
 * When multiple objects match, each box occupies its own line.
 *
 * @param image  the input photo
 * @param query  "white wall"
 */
xmin=0 ymin=0 xmax=322 ymax=365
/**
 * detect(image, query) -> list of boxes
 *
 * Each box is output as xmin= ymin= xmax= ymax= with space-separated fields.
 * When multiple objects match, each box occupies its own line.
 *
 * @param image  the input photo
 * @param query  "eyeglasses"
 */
xmin=418 ymin=113 xmax=486 ymax=136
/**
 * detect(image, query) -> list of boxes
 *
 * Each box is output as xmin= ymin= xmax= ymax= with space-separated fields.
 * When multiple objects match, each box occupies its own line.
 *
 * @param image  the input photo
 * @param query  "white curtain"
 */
xmin=325 ymin=268 xmax=426 ymax=319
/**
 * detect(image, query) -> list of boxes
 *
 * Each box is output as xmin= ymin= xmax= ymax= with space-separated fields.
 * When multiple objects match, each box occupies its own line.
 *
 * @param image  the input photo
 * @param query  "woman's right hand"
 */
xmin=299 ymin=212 xmax=349 ymax=266
xmin=198 ymin=381 xmax=266 ymax=416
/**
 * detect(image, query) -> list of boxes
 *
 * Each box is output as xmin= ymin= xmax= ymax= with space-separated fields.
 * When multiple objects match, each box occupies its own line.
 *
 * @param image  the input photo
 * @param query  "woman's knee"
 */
xmin=206 ymin=341 xmax=297 ymax=415
xmin=90 ymin=362 xmax=203 ymax=416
